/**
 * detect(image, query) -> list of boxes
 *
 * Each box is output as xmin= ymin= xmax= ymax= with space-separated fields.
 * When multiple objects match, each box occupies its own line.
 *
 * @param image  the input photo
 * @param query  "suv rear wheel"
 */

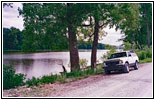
xmin=134 ymin=61 xmax=138 ymax=70
xmin=124 ymin=63 xmax=129 ymax=73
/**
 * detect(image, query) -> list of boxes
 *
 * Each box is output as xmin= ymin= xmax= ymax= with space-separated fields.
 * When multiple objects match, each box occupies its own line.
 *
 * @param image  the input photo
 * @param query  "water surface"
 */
xmin=3 ymin=50 xmax=108 ymax=79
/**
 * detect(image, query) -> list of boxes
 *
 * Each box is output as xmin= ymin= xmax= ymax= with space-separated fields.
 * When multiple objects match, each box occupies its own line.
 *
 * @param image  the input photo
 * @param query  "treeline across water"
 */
xmin=3 ymin=27 xmax=107 ymax=51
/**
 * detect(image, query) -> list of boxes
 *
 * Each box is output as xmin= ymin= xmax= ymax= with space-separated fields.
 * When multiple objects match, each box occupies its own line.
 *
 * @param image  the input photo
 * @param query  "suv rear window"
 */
xmin=131 ymin=53 xmax=137 ymax=56
xmin=110 ymin=52 xmax=127 ymax=59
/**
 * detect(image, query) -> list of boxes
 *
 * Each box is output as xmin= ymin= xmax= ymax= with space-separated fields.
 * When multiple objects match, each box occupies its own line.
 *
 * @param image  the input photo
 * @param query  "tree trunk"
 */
xmin=91 ymin=19 xmax=99 ymax=69
xmin=144 ymin=4 xmax=150 ymax=48
xmin=67 ymin=3 xmax=80 ymax=72
xmin=68 ymin=26 xmax=80 ymax=71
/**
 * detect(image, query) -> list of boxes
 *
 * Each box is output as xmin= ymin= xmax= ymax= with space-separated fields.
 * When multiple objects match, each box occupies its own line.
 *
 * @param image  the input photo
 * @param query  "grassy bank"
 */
xmin=26 ymin=65 xmax=103 ymax=87
xmin=3 ymin=64 xmax=103 ymax=89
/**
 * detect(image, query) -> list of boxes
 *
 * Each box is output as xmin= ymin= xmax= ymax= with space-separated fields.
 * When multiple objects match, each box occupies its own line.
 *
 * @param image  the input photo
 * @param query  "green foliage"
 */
xmin=57 ymin=73 xmax=67 ymax=83
xmin=123 ymin=42 xmax=132 ymax=51
xmin=135 ymin=47 xmax=152 ymax=60
xmin=139 ymin=58 xmax=152 ymax=64
xmin=25 ymin=65 xmax=103 ymax=87
xmin=18 ymin=3 xmax=69 ymax=52
xmin=121 ymin=3 xmax=152 ymax=48
xmin=101 ymin=45 xmax=116 ymax=60
xmin=79 ymin=59 xmax=88 ymax=68
xmin=26 ymin=77 xmax=41 ymax=87
xmin=41 ymin=75 xmax=57 ymax=84
xmin=26 ymin=75 xmax=58 ymax=87
xmin=3 ymin=27 xmax=23 ymax=51
xmin=3 ymin=65 xmax=26 ymax=89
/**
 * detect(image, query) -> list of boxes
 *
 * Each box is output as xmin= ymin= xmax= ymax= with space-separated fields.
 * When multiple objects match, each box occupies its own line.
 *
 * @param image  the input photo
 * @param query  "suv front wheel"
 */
xmin=104 ymin=69 xmax=110 ymax=74
xmin=124 ymin=63 xmax=129 ymax=73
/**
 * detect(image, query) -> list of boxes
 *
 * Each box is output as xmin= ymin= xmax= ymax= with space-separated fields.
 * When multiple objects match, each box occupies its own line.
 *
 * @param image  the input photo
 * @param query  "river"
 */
xmin=3 ymin=50 xmax=108 ymax=79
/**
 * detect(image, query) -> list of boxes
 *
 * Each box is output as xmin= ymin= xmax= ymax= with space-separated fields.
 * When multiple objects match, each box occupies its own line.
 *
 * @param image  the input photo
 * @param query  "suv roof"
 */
xmin=113 ymin=50 xmax=134 ymax=54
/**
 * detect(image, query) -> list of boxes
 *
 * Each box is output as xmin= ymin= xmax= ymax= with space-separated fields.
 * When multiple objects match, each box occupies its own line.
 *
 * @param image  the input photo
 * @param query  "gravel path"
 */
xmin=3 ymin=63 xmax=152 ymax=98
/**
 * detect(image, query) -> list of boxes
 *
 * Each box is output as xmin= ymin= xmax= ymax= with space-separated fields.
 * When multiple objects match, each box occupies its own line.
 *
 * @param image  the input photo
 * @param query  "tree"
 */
xmin=78 ymin=3 xmax=139 ymax=69
xmin=77 ymin=4 xmax=114 ymax=69
xmin=19 ymin=3 xmax=91 ymax=71
xmin=120 ymin=3 xmax=152 ymax=49
xmin=3 ymin=27 xmax=23 ymax=50
xmin=90 ymin=4 xmax=115 ymax=69
xmin=140 ymin=3 xmax=152 ymax=48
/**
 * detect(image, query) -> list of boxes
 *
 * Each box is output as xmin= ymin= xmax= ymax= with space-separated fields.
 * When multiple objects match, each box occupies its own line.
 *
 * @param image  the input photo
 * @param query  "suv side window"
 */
xmin=128 ymin=52 xmax=131 ymax=57
xmin=131 ymin=53 xmax=137 ymax=57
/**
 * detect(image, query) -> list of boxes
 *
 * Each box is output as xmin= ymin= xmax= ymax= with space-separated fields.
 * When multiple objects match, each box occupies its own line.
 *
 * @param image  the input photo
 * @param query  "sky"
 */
xmin=3 ymin=3 xmax=124 ymax=46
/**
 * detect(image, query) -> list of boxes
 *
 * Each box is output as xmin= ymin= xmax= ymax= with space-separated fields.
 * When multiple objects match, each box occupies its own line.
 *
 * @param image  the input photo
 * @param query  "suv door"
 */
xmin=127 ymin=52 xmax=134 ymax=64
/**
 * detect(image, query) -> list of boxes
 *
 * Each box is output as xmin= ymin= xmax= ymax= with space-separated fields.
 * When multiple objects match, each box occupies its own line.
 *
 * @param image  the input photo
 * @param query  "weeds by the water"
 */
xmin=3 ymin=64 xmax=103 ymax=89
xmin=25 ymin=66 xmax=103 ymax=87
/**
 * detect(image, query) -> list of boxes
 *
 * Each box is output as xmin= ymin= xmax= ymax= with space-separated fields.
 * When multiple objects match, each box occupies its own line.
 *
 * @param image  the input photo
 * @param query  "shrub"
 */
xmin=66 ymin=69 xmax=82 ymax=78
xmin=57 ymin=73 xmax=66 ymax=83
xmin=135 ymin=47 xmax=152 ymax=60
xmin=3 ymin=65 xmax=26 ymax=89
xmin=26 ymin=77 xmax=40 ymax=87
xmin=41 ymin=75 xmax=57 ymax=84
xmin=79 ymin=59 xmax=88 ymax=68
xmin=26 ymin=75 xmax=58 ymax=87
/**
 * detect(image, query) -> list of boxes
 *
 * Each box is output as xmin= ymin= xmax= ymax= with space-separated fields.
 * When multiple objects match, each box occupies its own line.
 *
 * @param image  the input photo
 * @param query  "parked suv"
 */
xmin=103 ymin=51 xmax=139 ymax=74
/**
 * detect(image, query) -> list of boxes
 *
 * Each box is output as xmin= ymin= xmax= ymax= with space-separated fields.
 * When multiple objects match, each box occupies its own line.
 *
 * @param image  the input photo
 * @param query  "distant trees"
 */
xmin=78 ymin=41 xmax=105 ymax=49
xmin=3 ymin=27 xmax=23 ymax=50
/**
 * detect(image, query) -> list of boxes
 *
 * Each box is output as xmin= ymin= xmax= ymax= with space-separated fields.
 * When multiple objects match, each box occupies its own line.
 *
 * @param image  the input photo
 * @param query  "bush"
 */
xmin=41 ymin=75 xmax=57 ymax=84
xmin=3 ymin=65 xmax=26 ymax=89
xmin=79 ymin=59 xmax=88 ymax=68
xmin=26 ymin=75 xmax=58 ymax=87
xmin=57 ymin=73 xmax=67 ymax=83
xmin=26 ymin=77 xmax=41 ymax=87
xmin=135 ymin=47 xmax=152 ymax=60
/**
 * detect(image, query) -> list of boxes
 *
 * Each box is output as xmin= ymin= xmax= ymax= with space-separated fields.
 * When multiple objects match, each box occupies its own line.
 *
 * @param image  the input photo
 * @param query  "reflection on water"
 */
xmin=3 ymin=50 xmax=108 ymax=79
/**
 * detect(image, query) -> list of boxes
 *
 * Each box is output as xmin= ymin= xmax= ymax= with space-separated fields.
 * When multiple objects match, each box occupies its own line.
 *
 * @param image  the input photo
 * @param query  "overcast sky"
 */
xmin=3 ymin=3 xmax=124 ymax=46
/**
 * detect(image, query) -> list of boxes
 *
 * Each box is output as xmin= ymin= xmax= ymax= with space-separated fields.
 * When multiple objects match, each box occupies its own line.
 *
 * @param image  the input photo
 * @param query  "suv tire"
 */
xmin=104 ymin=69 xmax=110 ymax=74
xmin=124 ymin=63 xmax=129 ymax=73
xmin=134 ymin=61 xmax=138 ymax=70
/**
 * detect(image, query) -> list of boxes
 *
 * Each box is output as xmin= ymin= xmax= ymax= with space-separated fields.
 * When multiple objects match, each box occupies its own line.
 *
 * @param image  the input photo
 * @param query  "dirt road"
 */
xmin=50 ymin=63 xmax=153 ymax=97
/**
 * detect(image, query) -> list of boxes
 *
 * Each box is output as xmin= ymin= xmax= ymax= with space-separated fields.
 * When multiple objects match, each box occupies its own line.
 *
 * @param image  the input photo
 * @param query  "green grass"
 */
xmin=139 ymin=58 xmax=152 ymax=64
xmin=25 ymin=65 xmax=103 ymax=87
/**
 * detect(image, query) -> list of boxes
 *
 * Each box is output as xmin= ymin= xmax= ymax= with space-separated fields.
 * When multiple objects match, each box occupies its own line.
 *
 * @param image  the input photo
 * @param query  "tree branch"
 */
xmin=82 ymin=16 xmax=93 ymax=27
xmin=99 ymin=21 xmax=109 ymax=28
